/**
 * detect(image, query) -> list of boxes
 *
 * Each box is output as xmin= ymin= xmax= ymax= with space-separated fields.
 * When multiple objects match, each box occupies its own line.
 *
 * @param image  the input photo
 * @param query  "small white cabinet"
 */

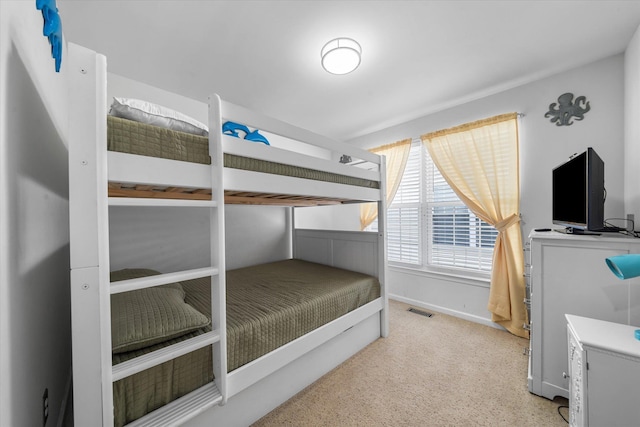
xmin=566 ymin=315 xmax=640 ymax=427
xmin=527 ymin=231 xmax=640 ymax=400
xmin=567 ymin=327 xmax=586 ymax=426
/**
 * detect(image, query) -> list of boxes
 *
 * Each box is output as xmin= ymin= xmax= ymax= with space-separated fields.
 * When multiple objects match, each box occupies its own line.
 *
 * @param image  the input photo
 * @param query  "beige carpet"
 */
xmin=252 ymin=299 xmax=568 ymax=427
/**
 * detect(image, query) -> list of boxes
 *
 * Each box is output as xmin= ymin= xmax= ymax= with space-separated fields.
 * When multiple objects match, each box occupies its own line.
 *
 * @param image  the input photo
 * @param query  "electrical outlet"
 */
xmin=42 ymin=388 xmax=48 ymax=426
xmin=628 ymin=213 xmax=635 ymax=232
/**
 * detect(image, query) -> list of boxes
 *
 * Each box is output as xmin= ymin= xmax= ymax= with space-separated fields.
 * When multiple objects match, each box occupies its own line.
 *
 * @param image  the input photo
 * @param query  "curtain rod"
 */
xmin=407 ymin=112 xmax=525 ymax=143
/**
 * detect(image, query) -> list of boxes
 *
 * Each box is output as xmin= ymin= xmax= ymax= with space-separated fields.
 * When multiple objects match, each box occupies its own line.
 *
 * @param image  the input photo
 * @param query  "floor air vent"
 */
xmin=408 ymin=307 xmax=433 ymax=317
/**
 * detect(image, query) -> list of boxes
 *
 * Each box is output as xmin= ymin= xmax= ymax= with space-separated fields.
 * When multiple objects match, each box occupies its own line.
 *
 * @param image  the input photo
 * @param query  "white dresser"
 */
xmin=526 ymin=231 xmax=640 ymax=400
xmin=565 ymin=314 xmax=640 ymax=427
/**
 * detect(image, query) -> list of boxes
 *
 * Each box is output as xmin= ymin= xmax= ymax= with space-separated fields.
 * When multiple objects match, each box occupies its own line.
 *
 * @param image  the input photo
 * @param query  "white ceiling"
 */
xmin=58 ymin=1 xmax=640 ymax=141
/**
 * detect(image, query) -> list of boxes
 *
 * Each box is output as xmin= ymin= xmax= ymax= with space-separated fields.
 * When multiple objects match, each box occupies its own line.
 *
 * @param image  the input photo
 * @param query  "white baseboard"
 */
xmin=389 ymin=294 xmax=505 ymax=331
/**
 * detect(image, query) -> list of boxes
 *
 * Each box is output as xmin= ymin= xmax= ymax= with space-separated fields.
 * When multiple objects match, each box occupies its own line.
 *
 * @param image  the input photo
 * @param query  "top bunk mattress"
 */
xmin=107 ymin=115 xmax=380 ymax=190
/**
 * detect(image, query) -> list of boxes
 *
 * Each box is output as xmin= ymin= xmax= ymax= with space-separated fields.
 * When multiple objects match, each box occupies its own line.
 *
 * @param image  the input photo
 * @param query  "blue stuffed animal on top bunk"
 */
xmin=223 ymin=121 xmax=270 ymax=145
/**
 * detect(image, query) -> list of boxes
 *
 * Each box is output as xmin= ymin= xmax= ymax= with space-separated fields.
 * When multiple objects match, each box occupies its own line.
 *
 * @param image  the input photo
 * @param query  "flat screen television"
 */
xmin=552 ymin=147 xmax=605 ymax=233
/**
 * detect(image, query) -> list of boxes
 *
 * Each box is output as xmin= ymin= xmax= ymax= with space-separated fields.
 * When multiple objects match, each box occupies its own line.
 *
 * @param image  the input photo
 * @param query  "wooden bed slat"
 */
xmin=109 ymin=182 xmax=354 ymax=206
xmin=108 ymin=185 xmax=213 ymax=201
xmin=224 ymin=194 xmax=348 ymax=206
xmin=135 ymin=185 xmax=154 ymax=191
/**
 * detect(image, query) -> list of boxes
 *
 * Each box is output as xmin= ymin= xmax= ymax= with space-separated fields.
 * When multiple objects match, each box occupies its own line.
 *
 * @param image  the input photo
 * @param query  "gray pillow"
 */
xmin=110 ymin=268 xmax=211 ymax=354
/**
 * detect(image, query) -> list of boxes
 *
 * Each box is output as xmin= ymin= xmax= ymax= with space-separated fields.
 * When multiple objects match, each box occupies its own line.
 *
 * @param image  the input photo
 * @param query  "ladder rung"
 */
xmin=110 ymin=267 xmax=218 ymax=294
xmin=108 ymin=197 xmax=217 ymax=207
xmin=125 ymin=382 xmax=222 ymax=427
xmin=112 ymin=330 xmax=220 ymax=382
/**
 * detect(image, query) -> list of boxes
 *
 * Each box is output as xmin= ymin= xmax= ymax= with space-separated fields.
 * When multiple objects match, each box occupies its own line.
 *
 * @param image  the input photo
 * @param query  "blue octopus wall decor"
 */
xmin=544 ymin=93 xmax=591 ymax=126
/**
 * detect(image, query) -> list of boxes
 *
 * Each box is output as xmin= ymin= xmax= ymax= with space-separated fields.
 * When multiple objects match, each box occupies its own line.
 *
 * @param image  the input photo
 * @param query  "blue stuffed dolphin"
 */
xmin=222 ymin=121 xmax=250 ymax=138
xmin=222 ymin=121 xmax=270 ymax=145
xmin=245 ymin=129 xmax=270 ymax=145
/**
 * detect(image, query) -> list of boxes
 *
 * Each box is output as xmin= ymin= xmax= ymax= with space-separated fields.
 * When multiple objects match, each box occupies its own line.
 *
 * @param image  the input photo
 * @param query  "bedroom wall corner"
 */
xmin=0 ymin=2 xmax=71 ymax=427
xmin=624 ymin=24 xmax=640 ymax=224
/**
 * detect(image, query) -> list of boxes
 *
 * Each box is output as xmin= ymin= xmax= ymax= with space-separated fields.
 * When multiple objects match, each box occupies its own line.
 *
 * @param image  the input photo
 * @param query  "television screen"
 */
xmin=552 ymin=147 xmax=604 ymax=231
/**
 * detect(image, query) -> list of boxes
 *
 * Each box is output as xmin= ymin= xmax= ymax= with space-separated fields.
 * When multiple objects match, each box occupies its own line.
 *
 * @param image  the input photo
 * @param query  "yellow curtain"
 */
xmin=360 ymin=138 xmax=412 ymax=230
xmin=421 ymin=113 xmax=528 ymax=338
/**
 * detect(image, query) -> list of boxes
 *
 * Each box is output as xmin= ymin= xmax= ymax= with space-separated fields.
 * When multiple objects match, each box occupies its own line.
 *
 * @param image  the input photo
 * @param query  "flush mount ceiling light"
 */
xmin=321 ymin=38 xmax=361 ymax=75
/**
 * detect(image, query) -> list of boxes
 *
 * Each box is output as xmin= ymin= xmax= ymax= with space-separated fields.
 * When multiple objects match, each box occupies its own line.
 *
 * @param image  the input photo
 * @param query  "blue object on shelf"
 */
xmin=36 ymin=0 xmax=63 ymax=72
xmin=222 ymin=121 xmax=270 ymax=145
xmin=244 ymin=129 xmax=270 ymax=145
xmin=604 ymin=254 xmax=640 ymax=341
xmin=222 ymin=121 xmax=250 ymax=138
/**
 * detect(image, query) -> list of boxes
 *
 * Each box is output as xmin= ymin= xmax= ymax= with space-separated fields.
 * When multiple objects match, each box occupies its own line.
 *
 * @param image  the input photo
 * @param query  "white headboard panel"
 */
xmin=294 ymin=229 xmax=379 ymax=277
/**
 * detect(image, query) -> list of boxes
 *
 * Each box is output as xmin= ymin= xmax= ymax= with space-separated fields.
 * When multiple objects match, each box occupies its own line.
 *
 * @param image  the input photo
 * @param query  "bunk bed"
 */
xmin=68 ymin=43 xmax=388 ymax=427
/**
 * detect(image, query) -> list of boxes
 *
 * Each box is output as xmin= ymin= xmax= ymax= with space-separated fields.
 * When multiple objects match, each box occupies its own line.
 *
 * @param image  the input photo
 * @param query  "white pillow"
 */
xmin=109 ymin=97 xmax=209 ymax=136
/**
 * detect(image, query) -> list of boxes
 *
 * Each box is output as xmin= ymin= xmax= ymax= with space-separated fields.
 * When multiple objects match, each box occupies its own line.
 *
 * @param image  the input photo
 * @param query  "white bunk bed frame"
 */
xmin=68 ymin=43 xmax=388 ymax=426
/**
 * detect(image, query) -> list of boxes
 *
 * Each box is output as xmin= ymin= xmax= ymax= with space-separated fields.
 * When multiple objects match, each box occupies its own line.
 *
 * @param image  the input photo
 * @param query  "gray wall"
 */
xmin=109 ymin=205 xmax=292 ymax=272
xmin=0 ymin=2 xmax=72 ymax=426
xmin=625 ymin=25 xmax=640 ymax=224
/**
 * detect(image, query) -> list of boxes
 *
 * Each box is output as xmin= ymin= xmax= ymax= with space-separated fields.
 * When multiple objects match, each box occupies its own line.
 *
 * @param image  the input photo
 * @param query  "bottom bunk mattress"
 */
xmin=112 ymin=259 xmax=380 ymax=426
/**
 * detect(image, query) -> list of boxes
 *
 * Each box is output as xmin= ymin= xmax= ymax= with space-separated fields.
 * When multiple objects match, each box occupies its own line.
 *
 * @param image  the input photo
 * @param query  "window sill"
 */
xmin=387 ymin=263 xmax=491 ymax=289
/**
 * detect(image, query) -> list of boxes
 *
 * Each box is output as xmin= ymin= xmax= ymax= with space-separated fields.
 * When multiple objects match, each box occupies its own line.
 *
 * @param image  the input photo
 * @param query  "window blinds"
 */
xmin=383 ymin=141 xmax=496 ymax=273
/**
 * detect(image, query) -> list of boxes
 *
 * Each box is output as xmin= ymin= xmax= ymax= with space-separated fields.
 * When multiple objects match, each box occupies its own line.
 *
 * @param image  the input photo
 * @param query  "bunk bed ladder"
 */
xmin=113 ymin=97 xmax=228 ymax=427
xmin=69 ymin=44 xmax=227 ymax=426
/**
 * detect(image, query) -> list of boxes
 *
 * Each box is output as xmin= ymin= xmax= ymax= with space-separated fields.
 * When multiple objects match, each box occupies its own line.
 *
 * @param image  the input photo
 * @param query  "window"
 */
xmin=371 ymin=141 xmax=497 ymax=276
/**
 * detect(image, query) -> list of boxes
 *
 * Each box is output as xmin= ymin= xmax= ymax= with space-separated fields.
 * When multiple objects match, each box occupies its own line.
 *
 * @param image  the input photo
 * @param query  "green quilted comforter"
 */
xmin=112 ymin=259 xmax=380 ymax=426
